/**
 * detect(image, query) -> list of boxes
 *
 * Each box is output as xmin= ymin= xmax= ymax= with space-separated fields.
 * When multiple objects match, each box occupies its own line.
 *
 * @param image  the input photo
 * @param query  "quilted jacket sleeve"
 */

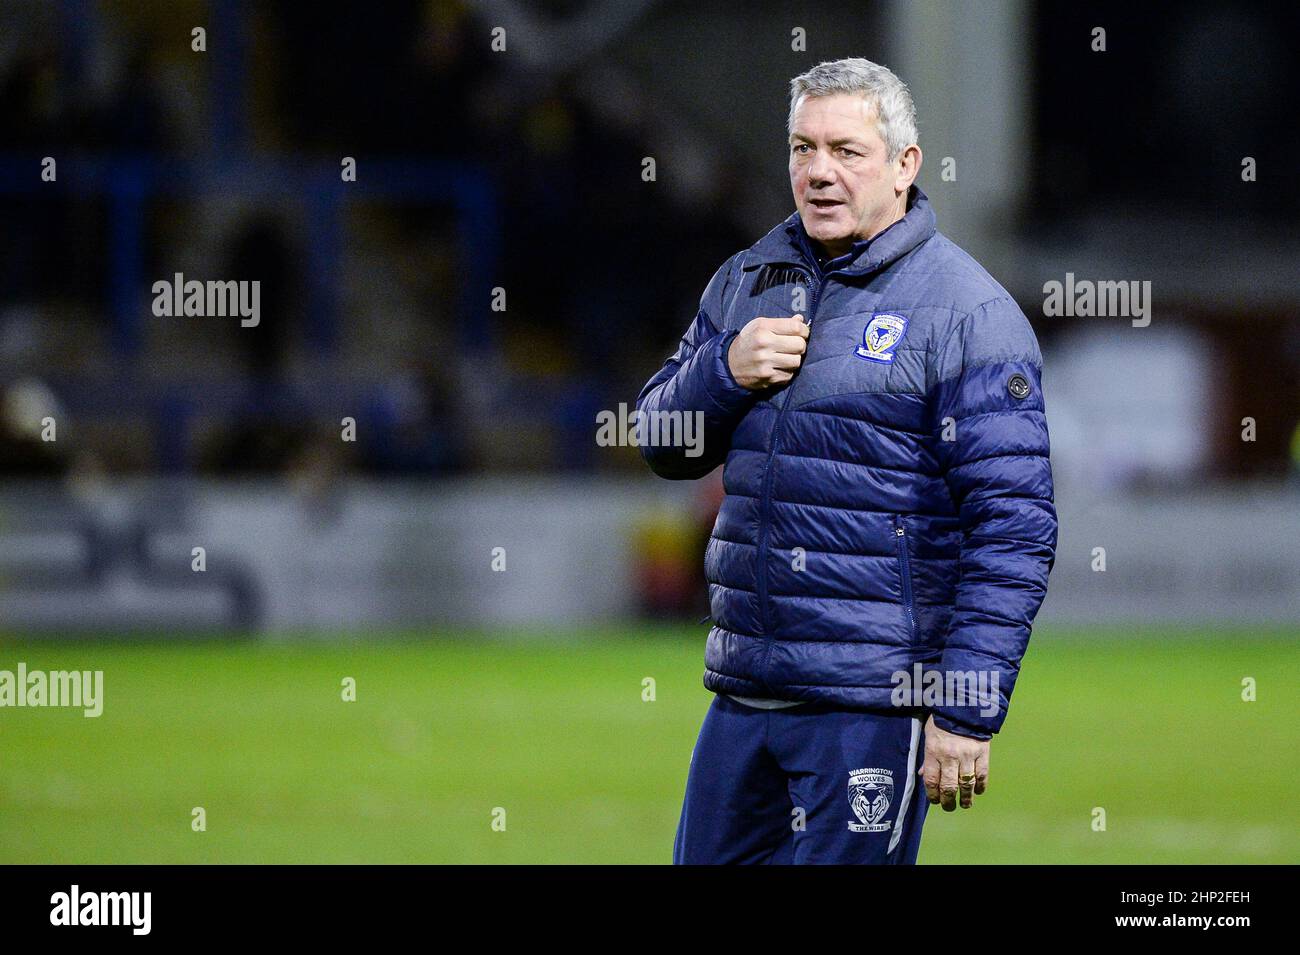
xmin=928 ymin=298 xmax=1058 ymax=738
xmin=635 ymin=255 xmax=757 ymax=479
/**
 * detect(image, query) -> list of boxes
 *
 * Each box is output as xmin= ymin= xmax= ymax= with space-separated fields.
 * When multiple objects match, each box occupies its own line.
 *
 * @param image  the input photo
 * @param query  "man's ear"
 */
xmin=895 ymin=144 xmax=922 ymax=193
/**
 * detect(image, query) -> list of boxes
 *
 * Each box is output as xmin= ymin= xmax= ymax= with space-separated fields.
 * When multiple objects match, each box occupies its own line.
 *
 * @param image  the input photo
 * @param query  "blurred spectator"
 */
xmin=0 ymin=377 xmax=68 ymax=477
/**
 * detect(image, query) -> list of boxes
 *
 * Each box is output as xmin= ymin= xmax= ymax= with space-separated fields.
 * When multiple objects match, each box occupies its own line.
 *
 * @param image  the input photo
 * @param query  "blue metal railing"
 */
xmin=2 ymin=0 xmax=502 ymax=473
xmin=0 ymin=154 xmax=499 ymax=356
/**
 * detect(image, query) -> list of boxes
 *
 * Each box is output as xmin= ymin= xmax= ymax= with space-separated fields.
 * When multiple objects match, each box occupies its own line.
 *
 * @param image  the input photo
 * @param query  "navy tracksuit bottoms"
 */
xmin=673 ymin=694 xmax=929 ymax=864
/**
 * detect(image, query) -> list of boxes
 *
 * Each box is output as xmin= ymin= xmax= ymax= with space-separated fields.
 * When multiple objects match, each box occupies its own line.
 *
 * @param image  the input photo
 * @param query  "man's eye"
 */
xmin=793 ymin=144 xmax=810 ymax=154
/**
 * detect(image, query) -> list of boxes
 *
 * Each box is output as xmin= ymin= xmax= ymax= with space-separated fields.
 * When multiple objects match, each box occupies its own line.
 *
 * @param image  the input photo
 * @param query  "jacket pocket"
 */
xmin=893 ymin=516 xmax=919 ymax=642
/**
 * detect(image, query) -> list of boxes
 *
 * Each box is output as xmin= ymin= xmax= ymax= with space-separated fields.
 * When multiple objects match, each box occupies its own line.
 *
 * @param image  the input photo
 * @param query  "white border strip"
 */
xmin=888 ymin=716 xmax=923 ymax=855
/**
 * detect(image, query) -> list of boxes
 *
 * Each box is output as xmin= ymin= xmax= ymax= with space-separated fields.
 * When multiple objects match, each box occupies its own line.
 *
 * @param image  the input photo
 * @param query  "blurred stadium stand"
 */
xmin=0 ymin=0 xmax=1297 ymax=633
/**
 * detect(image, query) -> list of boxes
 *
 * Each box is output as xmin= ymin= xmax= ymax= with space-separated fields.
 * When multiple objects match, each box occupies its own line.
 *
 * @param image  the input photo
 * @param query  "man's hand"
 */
xmin=726 ymin=316 xmax=810 ymax=390
xmin=919 ymin=715 xmax=990 ymax=811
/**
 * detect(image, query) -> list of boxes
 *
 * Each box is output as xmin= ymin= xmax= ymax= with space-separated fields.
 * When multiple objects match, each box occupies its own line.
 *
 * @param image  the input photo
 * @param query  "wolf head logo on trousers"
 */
xmin=848 ymin=768 xmax=894 ymax=832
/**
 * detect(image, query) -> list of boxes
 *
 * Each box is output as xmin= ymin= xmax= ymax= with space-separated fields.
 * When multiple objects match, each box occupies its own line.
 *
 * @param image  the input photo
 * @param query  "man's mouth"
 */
xmin=809 ymin=198 xmax=843 ymax=211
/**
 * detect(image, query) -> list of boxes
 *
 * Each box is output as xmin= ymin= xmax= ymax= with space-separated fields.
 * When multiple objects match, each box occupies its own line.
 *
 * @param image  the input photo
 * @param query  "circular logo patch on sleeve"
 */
xmin=1007 ymin=373 xmax=1031 ymax=399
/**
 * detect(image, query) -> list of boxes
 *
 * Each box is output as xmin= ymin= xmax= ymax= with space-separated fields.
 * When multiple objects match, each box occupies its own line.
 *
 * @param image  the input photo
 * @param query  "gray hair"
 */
xmin=787 ymin=58 xmax=918 ymax=160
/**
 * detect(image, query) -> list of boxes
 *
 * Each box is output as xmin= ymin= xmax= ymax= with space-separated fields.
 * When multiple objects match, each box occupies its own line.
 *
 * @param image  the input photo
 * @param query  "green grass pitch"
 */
xmin=1 ymin=625 xmax=1296 ymax=864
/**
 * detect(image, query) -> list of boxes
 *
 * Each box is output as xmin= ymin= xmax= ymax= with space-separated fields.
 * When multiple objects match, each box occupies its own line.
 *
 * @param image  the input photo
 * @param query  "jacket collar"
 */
xmin=742 ymin=184 xmax=936 ymax=276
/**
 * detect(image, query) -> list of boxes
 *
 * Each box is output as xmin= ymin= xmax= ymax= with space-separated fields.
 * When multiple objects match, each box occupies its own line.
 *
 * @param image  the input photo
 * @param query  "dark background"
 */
xmin=2 ymin=0 xmax=1296 ymax=483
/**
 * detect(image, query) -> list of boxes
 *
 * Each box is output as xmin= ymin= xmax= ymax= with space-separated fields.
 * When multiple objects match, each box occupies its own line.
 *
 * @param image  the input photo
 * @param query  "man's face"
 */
xmin=788 ymin=92 xmax=907 ymax=258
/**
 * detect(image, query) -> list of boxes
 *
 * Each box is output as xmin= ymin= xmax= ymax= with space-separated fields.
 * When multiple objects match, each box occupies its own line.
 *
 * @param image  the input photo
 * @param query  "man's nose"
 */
xmin=806 ymin=151 xmax=836 ymax=187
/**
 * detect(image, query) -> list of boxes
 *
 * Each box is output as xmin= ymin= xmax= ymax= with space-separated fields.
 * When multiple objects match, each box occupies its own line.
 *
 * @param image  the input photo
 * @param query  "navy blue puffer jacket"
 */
xmin=636 ymin=186 xmax=1057 ymax=738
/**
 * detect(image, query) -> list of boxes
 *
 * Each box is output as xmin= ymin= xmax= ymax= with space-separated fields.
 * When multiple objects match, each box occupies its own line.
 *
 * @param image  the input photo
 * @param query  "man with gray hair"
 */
xmin=637 ymin=58 xmax=1057 ymax=863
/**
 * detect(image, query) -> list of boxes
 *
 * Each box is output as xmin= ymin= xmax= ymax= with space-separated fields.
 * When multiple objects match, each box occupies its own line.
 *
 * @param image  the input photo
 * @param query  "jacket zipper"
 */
xmin=755 ymin=266 xmax=821 ymax=680
xmin=895 ymin=518 xmax=918 ymax=641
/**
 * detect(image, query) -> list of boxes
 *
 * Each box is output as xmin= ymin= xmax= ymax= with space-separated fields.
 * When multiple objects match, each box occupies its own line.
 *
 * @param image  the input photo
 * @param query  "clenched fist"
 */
xmin=726 ymin=316 xmax=810 ymax=390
